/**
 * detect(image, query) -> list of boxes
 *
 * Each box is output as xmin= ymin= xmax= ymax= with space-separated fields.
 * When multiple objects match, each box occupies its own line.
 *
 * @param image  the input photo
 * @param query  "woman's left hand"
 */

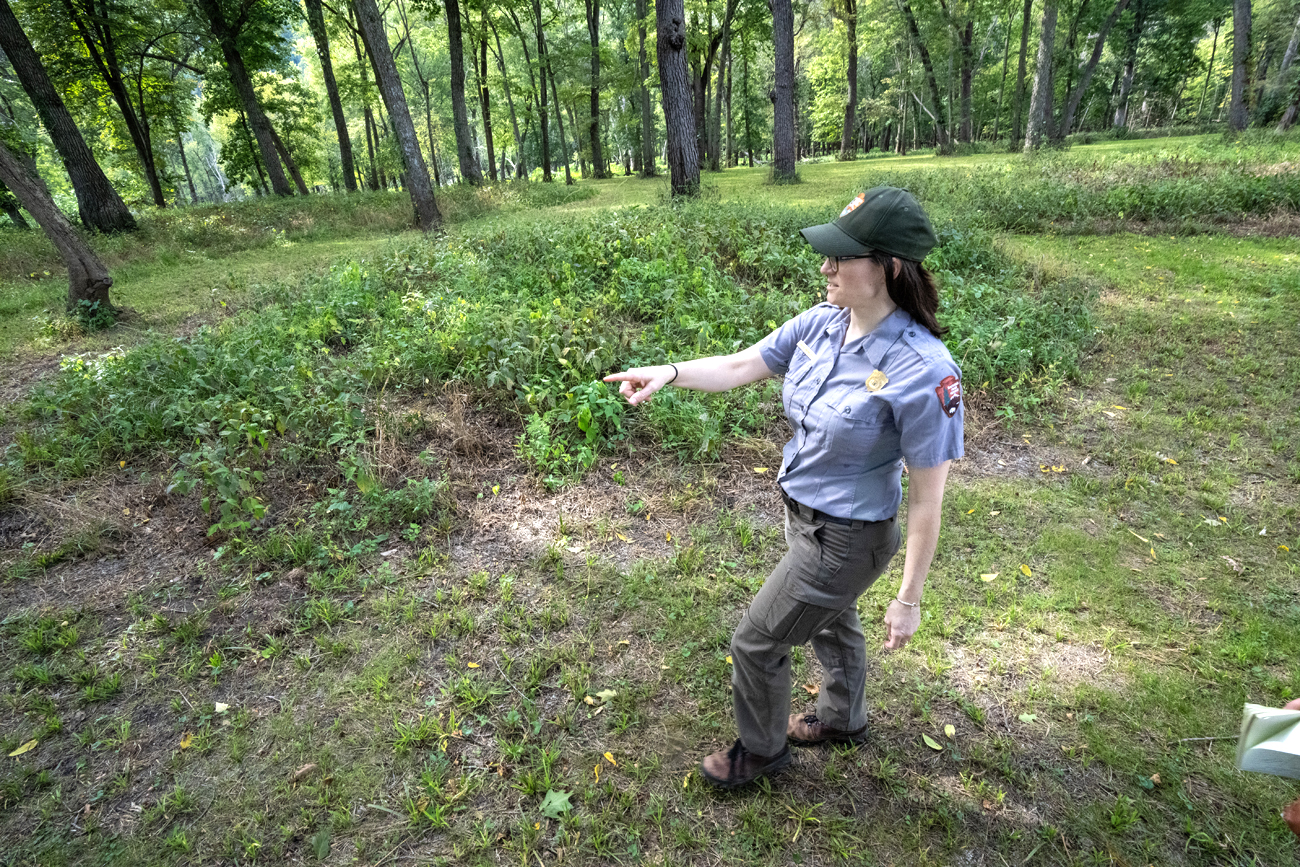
xmin=882 ymin=600 xmax=921 ymax=650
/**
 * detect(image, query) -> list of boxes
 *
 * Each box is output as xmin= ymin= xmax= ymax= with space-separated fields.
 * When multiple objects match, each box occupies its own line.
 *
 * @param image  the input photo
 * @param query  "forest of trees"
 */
xmin=0 ymin=0 xmax=1298 ymax=303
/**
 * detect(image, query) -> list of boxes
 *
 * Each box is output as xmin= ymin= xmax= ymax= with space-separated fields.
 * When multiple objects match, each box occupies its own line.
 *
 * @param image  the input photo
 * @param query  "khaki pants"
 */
xmin=730 ymin=503 xmax=900 ymax=756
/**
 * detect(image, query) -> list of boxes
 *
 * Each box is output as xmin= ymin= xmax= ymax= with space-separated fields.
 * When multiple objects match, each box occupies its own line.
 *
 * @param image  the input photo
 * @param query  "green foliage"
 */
xmin=867 ymin=139 xmax=1300 ymax=230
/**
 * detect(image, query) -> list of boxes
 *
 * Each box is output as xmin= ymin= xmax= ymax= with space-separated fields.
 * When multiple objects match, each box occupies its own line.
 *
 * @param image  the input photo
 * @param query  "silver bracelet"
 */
xmin=894 ymin=596 xmax=918 ymax=609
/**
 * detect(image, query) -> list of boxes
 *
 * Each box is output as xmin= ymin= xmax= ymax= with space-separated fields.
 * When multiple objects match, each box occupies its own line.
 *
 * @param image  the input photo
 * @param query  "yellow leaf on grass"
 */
xmin=944 ymin=724 xmax=956 ymax=738
xmin=966 ymin=509 xmax=976 ymax=514
xmin=980 ymin=573 xmax=999 ymax=582
xmin=584 ymin=696 xmax=597 ymax=706
xmin=180 ymin=732 xmax=194 ymax=749
xmin=467 ymin=662 xmax=480 ymax=668
xmin=8 ymin=739 xmax=37 ymax=757
xmin=616 ymin=533 xmax=630 ymax=543
xmin=802 ymin=683 xmax=819 ymax=695
xmin=1113 ymin=405 xmax=1127 ymax=410
xmin=1020 ymin=564 xmax=1032 ymax=577
xmin=989 ymin=510 xmax=1001 ymax=516
xmin=666 ymin=532 xmax=672 ymax=542
xmin=604 ymin=752 xmax=617 ymax=766
xmin=922 ymin=734 xmax=943 ymax=751
xmin=753 ymin=467 xmax=769 ymax=474
xmin=1164 ymin=458 xmax=1177 ymax=465
xmin=726 ymin=655 xmax=733 ymax=664
xmin=119 ymin=460 xmax=125 ymax=468
xmin=214 ymin=702 xmax=230 ymax=714
xmin=594 ymin=764 xmax=600 ymax=784
xmin=1150 ymin=547 xmax=1156 ymax=559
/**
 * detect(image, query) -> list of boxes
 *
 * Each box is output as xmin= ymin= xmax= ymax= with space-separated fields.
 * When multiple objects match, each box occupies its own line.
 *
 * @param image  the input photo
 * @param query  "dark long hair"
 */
xmin=868 ymin=251 xmax=948 ymax=338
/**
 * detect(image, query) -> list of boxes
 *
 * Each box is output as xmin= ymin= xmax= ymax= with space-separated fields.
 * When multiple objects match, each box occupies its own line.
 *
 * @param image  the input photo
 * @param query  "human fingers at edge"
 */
xmin=881 ymin=603 xmax=920 ymax=651
xmin=603 ymin=369 xmax=669 ymax=406
xmin=1284 ymin=698 xmax=1300 ymax=712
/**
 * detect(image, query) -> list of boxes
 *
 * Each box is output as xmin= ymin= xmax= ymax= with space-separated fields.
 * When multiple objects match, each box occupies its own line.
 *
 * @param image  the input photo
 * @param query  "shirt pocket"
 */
xmin=782 ymin=353 xmax=818 ymax=415
xmin=828 ymin=390 xmax=890 ymax=461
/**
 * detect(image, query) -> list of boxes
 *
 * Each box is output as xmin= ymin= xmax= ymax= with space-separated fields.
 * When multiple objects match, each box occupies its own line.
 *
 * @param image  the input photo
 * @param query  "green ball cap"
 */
xmin=799 ymin=186 xmax=937 ymax=262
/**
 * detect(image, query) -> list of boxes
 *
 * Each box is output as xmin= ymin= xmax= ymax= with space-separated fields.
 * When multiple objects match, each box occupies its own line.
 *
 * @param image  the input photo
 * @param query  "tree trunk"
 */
xmin=1279 ymin=9 xmax=1300 ymax=76
xmin=547 ymin=58 xmax=574 ymax=184
xmin=1057 ymin=0 xmax=1130 ymax=139
xmin=529 ymin=0 xmax=552 ymax=181
xmin=487 ymin=19 xmax=526 ymax=178
xmin=993 ymin=8 xmax=1013 ymax=140
xmin=0 ymin=139 xmax=110 ymax=309
xmin=1011 ymin=0 xmax=1033 ymax=144
xmin=584 ymin=0 xmax=606 ymax=177
xmin=1228 ymin=0 xmax=1252 ymax=130
xmin=1199 ymin=18 xmax=1222 ymax=119
xmin=959 ymin=18 xmax=974 ymax=142
xmin=352 ymin=0 xmax=441 ymax=229
xmin=479 ymin=31 xmax=497 ymax=181
xmin=1024 ymin=0 xmax=1058 ymax=151
xmin=839 ymin=0 xmax=858 ymax=159
xmin=305 ymin=0 xmax=357 ymax=192
xmin=195 ymin=0 xmax=293 ymax=196
xmin=444 ymin=0 xmax=482 ymax=183
xmin=175 ymin=121 xmax=198 ymax=204
xmin=770 ymin=0 xmax=797 ymax=177
xmin=0 ymin=0 xmax=135 ymax=231
xmin=710 ymin=21 xmax=732 ymax=170
xmin=270 ymin=126 xmax=310 ymax=195
xmin=1113 ymin=5 xmax=1145 ymax=127
xmin=657 ymin=0 xmax=700 ymax=195
xmin=636 ymin=0 xmax=655 ymax=175
xmin=897 ymin=0 xmax=950 ymax=148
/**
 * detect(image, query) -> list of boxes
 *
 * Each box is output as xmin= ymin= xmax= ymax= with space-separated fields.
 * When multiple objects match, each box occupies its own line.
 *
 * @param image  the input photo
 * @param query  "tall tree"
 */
xmin=585 ymin=0 xmax=607 ymax=177
xmin=352 ymin=0 xmax=441 ymax=228
xmin=1228 ymin=0 xmax=1252 ymax=129
xmin=1056 ymin=0 xmax=1132 ymax=139
xmin=444 ymin=0 xmax=482 ymax=182
xmin=193 ymin=0 xmax=295 ymax=196
xmin=1023 ymin=0 xmax=1058 ymax=149
xmin=1112 ymin=0 xmax=1147 ymax=127
xmin=1011 ymin=0 xmax=1033 ymax=143
xmin=0 ymin=0 xmax=135 ymax=232
xmin=51 ymin=0 xmax=169 ymax=207
xmin=528 ymin=0 xmax=552 ymax=180
xmin=0 ymin=139 xmax=111 ymax=309
xmin=657 ymin=0 xmax=699 ymax=194
xmin=959 ymin=17 xmax=975 ymax=142
xmin=305 ymin=0 xmax=357 ymax=192
xmin=896 ymin=0 xmax=950 ymax=147
xmin=838 ymin=0 xmax=859 ymax=158
xmin=770 ymin=0 xmax=796 ymax=178
xmin=636 ymin=0 xmax=655 ymax=175
xmin=478 ymin=13 xmax=497 ymax=181
xmin=486 ymin=16 xmax=526 ymax=177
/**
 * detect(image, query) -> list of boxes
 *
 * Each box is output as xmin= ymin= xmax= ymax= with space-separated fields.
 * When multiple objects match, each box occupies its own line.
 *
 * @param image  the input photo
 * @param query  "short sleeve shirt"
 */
xmin=759 ymin=304 xmax=964 ymax=521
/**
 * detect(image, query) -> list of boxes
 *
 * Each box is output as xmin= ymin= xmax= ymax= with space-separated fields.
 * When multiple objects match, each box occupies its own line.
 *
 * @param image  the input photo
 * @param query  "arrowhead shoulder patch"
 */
xmin=935 ymin=375 xmax=961 ymax=418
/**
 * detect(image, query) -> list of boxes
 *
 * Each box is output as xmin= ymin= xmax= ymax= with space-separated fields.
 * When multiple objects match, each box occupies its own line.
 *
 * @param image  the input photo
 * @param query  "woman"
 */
xmin=604 ymin=187 xmax=964 ymax=788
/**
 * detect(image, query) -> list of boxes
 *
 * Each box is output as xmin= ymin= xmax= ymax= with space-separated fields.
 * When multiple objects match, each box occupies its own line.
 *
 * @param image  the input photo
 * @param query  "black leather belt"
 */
xmin=780 ymin=487 xmax=876 ymax=528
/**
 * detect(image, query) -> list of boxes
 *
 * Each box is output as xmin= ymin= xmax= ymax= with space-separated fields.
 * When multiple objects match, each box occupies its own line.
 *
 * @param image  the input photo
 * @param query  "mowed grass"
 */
xmin=1 ymin=142 xmax=1299 ymax=865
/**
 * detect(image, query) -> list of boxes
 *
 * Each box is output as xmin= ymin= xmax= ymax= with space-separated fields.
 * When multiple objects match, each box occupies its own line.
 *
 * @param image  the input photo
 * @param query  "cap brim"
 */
xmin=799 ymin=222 xmax=872 ymax=257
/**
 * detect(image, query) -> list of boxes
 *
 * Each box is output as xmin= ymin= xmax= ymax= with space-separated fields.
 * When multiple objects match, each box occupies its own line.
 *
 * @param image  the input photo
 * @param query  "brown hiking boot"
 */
xmin=699 ymin=740 xmax=792 ymax=789
xmin=787 ymin=713 xmax=868 ymax=747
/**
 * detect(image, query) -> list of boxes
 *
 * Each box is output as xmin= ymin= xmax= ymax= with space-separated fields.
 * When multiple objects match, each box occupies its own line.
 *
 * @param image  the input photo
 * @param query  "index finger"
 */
xmin=602 ymin=373 xmax=641 ymax=383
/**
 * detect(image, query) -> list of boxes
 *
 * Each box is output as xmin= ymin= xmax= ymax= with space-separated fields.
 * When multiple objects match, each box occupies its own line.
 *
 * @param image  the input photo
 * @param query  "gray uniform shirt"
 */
xmin=759 ymin=304 xmax=965 ymax=521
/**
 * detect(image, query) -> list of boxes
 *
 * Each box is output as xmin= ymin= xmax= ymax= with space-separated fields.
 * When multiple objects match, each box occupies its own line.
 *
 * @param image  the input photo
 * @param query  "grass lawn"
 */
xmin=0 ymin=136 xmax=1298 ymax=866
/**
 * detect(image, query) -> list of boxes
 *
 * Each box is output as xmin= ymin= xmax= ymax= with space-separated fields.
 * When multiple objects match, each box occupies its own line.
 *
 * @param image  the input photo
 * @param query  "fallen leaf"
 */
xmin=802 ymin=683 xmax=819 ymax=695
xmin=616 ymin=533 xmax=630 ymax=543
xmin=1112 ymin=405 xmax=1127 ymax=410
xmin=566 ymin=545 xmax=583 ymax=553
xmin=1018 ymin=713 xmax=1037 ymax=724
xmin=725 ymin=655 xmax=733 ymax=664
xmin=467 ymin=662 xmax=480 ymax=668
xmin=966 ymin=509 xmax=976 ymax=515
xmin=539 ymin=789 xmax=572 ymax=819
xmin=1221 ymin=556 xmax=1243 ymax=574
xmin=1020 ymin=564 xmax=1032 ymax=577
xmin=1164 ymin=458 xmax=1177 ymax=465
xmin=666 ymin=532 xmax=672 ymax=542
xmin=983 ymin=799 xmax=995 ymax=811
xmin=214 ymin=702 xmax=230 ymax=714
xmin=583 ymin=696 xmax=597 ymax=706
xmin=603 ymin=752 xmax=617 ymax=766
xmin=1218 ymin=516 xmax=1228 ymax=523
xmin=1102 ymin=411 xmax=1116 ymax=418
xmin=1126 ymin=528 xmax=1150 ymax=544
xmin=944 ymin=724 xmax=955 ymax=738
xmin=980 ymin=573 xmax=998 ymax=582
xmin=616 ymin=640 xmax=630 ymax=647
xmin=180 ymin=732 xmax=194 ymax=749
xmin=119 ymin=460 xmax=125 ymax=468
xmin=594 ymin=764 xmax=600 ymax=784
xmin=290 ymin=763 xmax=318 ymax=782
xmin=593 ymin=689 xmax=617 ymax=703
xmin=922 ymin=734 xmax=943 ymax=751
xmin=1150 ymin=773 xmax=1162 ymax=786
xmin=753 ymin=467 xmax=769 ymax=474
xmin=8 ymin=739 xmax=37 ymax=757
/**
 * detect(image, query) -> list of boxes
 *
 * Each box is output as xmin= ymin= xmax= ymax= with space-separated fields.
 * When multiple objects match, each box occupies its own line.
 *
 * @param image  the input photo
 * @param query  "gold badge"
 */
xmin=865 ymin=370 xmax=888 ymax=392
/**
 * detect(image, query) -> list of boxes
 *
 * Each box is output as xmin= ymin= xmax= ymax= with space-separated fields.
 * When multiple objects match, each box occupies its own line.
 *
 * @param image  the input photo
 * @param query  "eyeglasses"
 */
xmin=825 ymin=255 xmax=869 ymax=274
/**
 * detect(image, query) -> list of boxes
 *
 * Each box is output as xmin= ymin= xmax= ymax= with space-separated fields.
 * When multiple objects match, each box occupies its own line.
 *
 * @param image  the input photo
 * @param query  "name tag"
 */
xmin=797 ymin=339 xmax=817 ymax=360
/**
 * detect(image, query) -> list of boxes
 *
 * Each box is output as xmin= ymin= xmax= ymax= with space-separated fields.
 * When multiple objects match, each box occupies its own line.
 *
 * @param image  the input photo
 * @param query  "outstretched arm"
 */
xmin=883 ymin=460 xmax=952 ymax=650
xmin=603 ymin=343 xmax=775 ymax=405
